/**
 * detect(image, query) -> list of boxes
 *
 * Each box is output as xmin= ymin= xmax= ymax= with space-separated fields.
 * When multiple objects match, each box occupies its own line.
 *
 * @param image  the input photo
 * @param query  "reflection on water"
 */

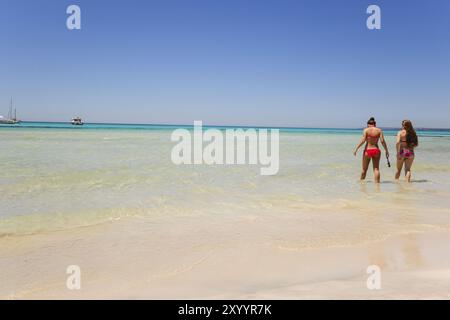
xmin=366 ymin=205 xmax=425 ymax=270
xmin=402 ymin=234 xmax=425 ymax=268
xmin=367 ymin=234 xmax=424 ymax=271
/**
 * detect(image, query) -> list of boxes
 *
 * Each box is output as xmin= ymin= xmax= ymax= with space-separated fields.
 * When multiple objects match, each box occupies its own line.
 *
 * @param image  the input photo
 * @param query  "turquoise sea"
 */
xmin=2 ymin=121 xmax=450 ymax=137
xmin=1 ymin=121 xmax=450 ymax=238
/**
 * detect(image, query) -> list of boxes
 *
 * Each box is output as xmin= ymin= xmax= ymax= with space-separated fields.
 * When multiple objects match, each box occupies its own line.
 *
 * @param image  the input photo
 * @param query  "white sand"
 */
xmin=1 ymin=213 xmax=450 ymax=300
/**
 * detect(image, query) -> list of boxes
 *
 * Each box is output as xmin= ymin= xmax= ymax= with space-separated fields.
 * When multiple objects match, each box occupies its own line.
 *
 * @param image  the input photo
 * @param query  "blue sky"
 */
xmin=1 ymin=0 xmax=449 ymax=127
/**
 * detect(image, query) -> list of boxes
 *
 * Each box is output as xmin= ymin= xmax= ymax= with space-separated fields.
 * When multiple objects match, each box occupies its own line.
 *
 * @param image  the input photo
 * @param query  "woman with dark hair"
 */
xmin=353 ymin=117 xmax=389 ymax=183
xmin=396 ymin=120 xmax=419 ymax=182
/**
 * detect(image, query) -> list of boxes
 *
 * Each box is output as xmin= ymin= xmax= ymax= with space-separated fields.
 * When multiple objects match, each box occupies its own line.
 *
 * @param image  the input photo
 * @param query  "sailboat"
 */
xmin=0 ymin=98 xmax=20 ymax=124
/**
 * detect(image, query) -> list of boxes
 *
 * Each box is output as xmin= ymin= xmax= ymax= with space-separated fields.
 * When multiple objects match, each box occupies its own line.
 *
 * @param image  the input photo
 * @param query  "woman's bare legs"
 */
xmin=361 ymin=155 xmax=371 ymax=180
xmin=404 ymin=157 xmax=415 ymax=182
xmin=396 ymin=157 xmax=405 ymax=180
xmin=372 ymin=155 xmax=381 ymax=183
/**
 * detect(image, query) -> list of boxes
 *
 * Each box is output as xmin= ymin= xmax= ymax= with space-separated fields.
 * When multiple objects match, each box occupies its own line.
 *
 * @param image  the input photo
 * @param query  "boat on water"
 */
xmin=0 ymin=98 xmax=20 ymax=124
xmin=71 ymin=117 xmax=84 ymax=125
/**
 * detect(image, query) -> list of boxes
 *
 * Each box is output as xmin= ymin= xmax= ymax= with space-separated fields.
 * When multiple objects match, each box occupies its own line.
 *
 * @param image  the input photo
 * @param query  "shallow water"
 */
xmin=1 ymin=124 xmax=450 ymax=241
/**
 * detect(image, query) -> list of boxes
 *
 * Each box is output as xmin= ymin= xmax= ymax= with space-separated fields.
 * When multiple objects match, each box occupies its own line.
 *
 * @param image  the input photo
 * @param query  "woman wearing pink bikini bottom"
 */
xmin=396 ymin=120 xmax=419 ymax=182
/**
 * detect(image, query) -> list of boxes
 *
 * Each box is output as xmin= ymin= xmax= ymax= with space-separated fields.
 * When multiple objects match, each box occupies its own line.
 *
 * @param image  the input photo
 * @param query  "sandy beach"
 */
xmin=1 ymin=213 xmax=450 ymax=299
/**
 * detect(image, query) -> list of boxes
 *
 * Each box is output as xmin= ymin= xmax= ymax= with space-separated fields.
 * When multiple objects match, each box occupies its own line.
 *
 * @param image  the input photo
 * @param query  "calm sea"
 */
xmin=1 ymin=122 xmax=450 ymax=239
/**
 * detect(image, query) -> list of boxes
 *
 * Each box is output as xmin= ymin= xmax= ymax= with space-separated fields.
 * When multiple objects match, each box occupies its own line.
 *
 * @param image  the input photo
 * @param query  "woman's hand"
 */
xmin=353 ymin=150 xmax=357 ymax=157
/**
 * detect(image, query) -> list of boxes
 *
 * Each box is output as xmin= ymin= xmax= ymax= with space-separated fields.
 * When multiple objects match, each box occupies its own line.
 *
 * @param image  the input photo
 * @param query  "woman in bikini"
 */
xmin=395 ymin=120 xmax=418 ymax=182
xmin=353 ymin=117 xmax=390 ymax=183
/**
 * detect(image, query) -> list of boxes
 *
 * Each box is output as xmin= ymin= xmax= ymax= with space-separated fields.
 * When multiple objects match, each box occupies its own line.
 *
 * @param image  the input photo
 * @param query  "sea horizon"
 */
xmin=1 ymin=120 xmax=450 ymax=134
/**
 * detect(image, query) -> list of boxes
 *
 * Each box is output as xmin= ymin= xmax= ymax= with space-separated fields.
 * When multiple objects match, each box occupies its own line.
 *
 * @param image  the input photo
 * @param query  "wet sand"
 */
xmin=2 ymin=212 xmax=450 ymax=299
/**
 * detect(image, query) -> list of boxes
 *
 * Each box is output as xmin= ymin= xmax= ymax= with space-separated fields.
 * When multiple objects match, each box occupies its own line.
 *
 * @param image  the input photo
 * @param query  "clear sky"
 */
xmin=1 ymin=0 xmax=449 ymax=128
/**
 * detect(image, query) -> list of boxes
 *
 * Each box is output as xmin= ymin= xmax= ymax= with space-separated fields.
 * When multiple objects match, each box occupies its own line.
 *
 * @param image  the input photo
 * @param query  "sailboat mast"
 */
xmin=8 ymin=97 xmax=12 ymax=119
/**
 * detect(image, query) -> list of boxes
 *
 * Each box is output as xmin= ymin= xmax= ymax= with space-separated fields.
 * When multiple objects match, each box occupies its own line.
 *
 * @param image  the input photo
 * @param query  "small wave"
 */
xmin=0 ymin=207 xmax=144 ymax=237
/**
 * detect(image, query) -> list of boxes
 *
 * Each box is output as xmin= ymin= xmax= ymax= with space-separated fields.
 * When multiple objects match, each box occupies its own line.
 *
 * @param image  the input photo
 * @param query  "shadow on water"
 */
xmin=359 ymin=179 xmax=430 ymax=196
xmin=374 ymin=179 xmax=429 ymax=184
xmin=360 ymin=180 xmax=396 ymax=185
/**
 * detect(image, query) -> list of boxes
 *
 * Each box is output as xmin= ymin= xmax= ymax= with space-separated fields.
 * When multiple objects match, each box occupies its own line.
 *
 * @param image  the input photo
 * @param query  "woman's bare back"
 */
xmin=365 ymin=127 xmax=381 ymax=149
xmin=399 ymin=129 xmax=412 ymax=149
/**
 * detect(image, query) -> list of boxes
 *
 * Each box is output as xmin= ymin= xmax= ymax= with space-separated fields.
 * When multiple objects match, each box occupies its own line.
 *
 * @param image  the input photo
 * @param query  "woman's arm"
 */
xmin=380 ymin=131 xmax=389 ymax=158
xmin=353 ymin=130 xmax=367 ymax=156
xmin=396 ymin=131 xmax=401 ymax=159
